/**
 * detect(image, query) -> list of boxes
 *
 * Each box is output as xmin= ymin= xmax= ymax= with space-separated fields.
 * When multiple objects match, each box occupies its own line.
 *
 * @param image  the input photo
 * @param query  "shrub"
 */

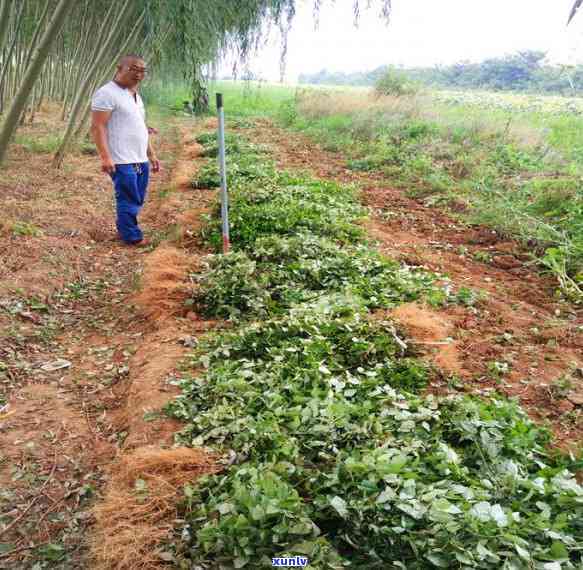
xmin=374 ymin=69 xmax=419 ymax=98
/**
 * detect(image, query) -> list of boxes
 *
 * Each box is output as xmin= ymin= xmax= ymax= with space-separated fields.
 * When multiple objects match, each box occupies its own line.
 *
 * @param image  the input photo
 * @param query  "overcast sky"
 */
xmin=224 ymin=0 xmax=583 ymax=82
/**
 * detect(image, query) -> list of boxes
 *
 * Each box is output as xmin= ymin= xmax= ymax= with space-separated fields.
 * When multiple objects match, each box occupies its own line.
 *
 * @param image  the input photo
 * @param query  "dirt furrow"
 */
xmin=0 ymin=118 xmax=215 ymax=568
xmin=89 ymin=126 xmax=220 ymax=570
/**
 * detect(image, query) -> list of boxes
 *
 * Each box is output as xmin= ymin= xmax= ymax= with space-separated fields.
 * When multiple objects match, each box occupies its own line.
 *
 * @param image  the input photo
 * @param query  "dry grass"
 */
xmin=296 ymin=89 xmax=423 ymax=119
xmin=132 ymin=245 xmax=196 ymax=322
xmin=91 ymin=447 xmax=217 ymax=570
xmin=296 ymin=89 xmax=544 ymax=148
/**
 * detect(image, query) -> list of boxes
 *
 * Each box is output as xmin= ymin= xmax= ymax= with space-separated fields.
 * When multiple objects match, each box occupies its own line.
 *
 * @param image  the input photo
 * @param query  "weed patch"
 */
xmin=283 ymin=90 xmax=583 ymax=301
xmin=9 ymin=221 xmax=44 ymax=237
xmin=14 ymin=134 xmax=62 ymax=154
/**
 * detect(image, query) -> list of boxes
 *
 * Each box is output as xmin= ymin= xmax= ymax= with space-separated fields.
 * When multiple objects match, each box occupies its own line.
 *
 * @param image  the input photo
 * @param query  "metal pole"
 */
xmin=216 ymin=93 xmax=230 ymax=254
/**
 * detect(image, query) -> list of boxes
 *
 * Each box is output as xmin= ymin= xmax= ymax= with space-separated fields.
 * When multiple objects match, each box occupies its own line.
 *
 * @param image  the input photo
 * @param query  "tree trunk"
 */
xmin=0 ymin=0 xmax=76 ymax=165
xmin=0 ymin=0 xmax=12 ymax=53
xmin=0 ymin=1 xmax=24 ymax=114
xmin=52 ymin=0 xmax=140 ymax=168
xmin=60 ymin=2 xmax=114 ymax=117
xmin=191 ymin=65 xmax=209 ymax=114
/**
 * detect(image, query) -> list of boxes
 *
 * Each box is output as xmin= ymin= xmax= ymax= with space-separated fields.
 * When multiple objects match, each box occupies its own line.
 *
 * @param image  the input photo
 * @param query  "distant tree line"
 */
xmin=298 ymin=51 xmax=583 ymax=95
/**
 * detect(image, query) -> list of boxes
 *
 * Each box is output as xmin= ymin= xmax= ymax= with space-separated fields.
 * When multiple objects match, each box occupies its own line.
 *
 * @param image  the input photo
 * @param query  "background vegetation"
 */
xmin=299 ymin=51 xmax=583 ymax=95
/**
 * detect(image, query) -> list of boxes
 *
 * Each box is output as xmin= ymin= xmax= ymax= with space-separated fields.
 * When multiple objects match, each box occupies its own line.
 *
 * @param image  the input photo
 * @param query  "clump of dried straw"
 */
xmin=132 ymin=245 xmax=195 ymax=322
xmin=91 ymin=447 xmax=216 ymax=570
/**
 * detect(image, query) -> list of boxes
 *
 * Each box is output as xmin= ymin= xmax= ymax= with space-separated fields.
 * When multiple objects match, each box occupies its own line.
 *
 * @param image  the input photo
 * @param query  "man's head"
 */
xmin=114 ymin=55 xmax=147 ymax=89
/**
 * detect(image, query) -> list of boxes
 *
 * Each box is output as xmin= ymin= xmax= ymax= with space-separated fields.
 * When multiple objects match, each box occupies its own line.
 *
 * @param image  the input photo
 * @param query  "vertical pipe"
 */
xmin=216 ymin=92 xmax=230 ymax=254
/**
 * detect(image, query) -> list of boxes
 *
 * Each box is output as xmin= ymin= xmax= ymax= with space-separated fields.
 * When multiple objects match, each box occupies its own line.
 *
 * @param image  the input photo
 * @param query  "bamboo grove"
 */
xmin=0 ymin=0 xmax=393 ymax=167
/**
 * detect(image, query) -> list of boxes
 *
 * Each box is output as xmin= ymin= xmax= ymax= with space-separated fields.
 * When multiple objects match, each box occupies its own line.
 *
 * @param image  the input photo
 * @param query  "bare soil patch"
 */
xmin=133 ymin=245 xmax=193 ymax=323
xmin=0 ymin=111 xmax=216 ymax=567
xmin=391 ymin=302 xmax=464 ymax=376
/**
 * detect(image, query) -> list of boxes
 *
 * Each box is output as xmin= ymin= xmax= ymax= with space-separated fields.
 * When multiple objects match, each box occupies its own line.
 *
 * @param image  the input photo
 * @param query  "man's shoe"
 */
xmin=125 ymin=238 xmax=150 ymax=248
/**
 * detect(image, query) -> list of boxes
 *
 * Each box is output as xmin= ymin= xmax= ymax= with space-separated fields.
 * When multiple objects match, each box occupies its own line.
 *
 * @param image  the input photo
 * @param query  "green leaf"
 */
xmin=329 ymin=496 xmax=348 ymax=518
xmin=515 ymin=544 xmax=531 ymax=560
xmin=289 ymin=522 xmax=313 ymax=535
xmin=288 ymin=541 xmax=318 ymax=555
xmin=425 ymin=553 xmax=450 ymax=567
xmin=454 ymin=551 xmax=474 ymax=564
xmin=217 ymin=502 xmax=234 ymax=515
xmin=396 ymin=501 xmax=427 ymax=520
xmin=37 ymin=543 xmax=65 ymax=562
xmin=376 ymin=487 xmax=397 ymax=504
xmin=549 ymin=541 xmax=568 ymax=561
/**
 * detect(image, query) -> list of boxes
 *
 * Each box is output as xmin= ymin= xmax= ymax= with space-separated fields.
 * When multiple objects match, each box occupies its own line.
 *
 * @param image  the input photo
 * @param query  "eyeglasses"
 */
xmin=129 ymin=66 xmax=149 ymax=74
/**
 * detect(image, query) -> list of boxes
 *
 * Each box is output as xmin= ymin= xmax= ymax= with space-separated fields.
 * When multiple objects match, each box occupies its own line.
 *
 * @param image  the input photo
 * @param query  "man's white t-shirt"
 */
xmin=91 ymin=81 xmax=149 ymax=164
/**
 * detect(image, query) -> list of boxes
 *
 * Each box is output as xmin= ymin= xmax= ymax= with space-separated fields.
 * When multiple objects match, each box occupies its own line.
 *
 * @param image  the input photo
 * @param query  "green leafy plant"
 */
xmin=487 ymin=360 xmax=510 ymax=381
xmin=171 ymin=312 xmax=583 ymax=568
xmin=192 ymin=149 xmax=276 ymax=189
xmin=201 ymin=173 xmax=365 ymax=250
xmin=196 ymin=131 xmax=268 ymax=158
xmin=472 ymin=250 xmax=494 ymax=264
xmin=170 ymin=129 xmax=583 ymax=569
xmin=10 ymin=221 xmax=43 ymax=237
xmin=192 ymin=235 xmax=438 ymax=319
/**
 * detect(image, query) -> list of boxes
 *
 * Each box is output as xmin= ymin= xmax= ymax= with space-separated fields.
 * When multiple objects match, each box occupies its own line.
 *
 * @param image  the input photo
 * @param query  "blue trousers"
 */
xmin=111 ymin=162 xmax=150 ymax=243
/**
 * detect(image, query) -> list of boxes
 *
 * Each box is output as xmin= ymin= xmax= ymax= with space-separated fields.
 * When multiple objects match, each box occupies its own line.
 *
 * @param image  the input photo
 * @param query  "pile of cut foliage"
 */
xmin=167 ymin=131 xmax=583 ymax=569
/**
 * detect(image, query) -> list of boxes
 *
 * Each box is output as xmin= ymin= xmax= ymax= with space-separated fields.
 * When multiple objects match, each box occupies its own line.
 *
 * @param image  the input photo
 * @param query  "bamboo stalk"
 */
xmin=0 ymin=1 xmax=25 ymax=113
xmin=22 ymin=0 xmax=51 ymax=73
xmin=74 ymin=11 xmax=148 ymax=144
xmin=53 ymin=0 xmax=140 ymax=167
xmin=0 ymin=0 xmax=77 ymax=165
xmin=0 ymin=0 xmax=12 ymax=53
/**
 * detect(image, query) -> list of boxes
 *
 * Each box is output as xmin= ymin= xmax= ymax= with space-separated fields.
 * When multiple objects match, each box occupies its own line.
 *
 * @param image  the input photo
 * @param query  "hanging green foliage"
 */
xmin=144 ymin=0 xmax=392 ymax=112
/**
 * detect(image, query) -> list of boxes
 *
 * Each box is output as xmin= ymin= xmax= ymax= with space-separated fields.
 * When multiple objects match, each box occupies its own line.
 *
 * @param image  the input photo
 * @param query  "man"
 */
xmin=91 ymin=55 xmax=160 ymax=246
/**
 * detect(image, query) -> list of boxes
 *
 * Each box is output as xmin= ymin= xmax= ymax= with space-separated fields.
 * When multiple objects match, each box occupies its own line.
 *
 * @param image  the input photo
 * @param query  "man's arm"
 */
xmin=91 ymin=110 xmax=115 ymax=175
xmin=147 ymin=135 xmax=160 ymax=173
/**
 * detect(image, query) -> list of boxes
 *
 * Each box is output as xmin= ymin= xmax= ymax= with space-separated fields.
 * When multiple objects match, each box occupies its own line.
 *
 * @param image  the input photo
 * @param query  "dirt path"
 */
xmin=88 ymin=126 xmax=218 ymax=570
xmin=0 ymin=115 xmax=215 ymax=568
xmin=243 ymin=118 xmax=583 ymax=447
